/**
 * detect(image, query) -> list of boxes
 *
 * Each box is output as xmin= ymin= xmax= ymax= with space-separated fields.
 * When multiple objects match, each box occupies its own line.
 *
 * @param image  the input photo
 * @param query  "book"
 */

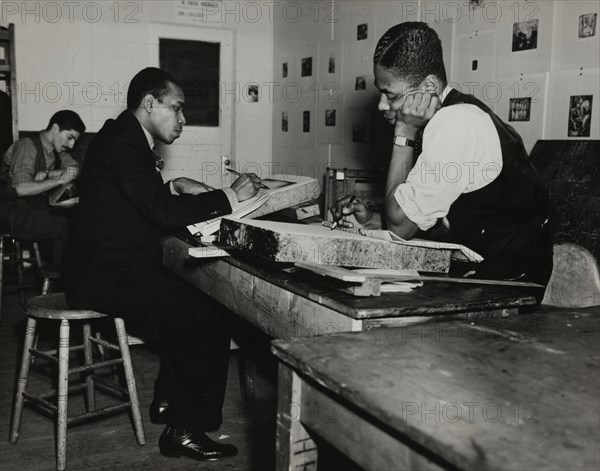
xmin=187 ymin=174 xmax=320 ymax=237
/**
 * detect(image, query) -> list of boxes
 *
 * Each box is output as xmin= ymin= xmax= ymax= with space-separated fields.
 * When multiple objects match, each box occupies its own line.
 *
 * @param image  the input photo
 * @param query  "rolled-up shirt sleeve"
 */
xmin=394 ymin=104 xmax=502 ymax=231
xmin=9 ymin=139 xmax=38 ymax=186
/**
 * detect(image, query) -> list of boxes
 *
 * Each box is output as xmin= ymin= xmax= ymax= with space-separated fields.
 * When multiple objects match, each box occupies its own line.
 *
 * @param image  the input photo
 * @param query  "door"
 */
xmin=149 ymin=24 xmax=234 ymax=189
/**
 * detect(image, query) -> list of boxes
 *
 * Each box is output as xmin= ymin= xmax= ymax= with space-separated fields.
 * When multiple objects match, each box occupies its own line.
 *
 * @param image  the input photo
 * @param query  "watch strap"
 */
xmin=393 ymin=136 xmax=416 ymax=148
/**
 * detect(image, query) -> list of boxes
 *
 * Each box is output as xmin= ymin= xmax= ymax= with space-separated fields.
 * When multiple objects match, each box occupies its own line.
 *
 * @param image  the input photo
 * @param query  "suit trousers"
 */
xmin=80 ymin=267 xmax=232 ymax=431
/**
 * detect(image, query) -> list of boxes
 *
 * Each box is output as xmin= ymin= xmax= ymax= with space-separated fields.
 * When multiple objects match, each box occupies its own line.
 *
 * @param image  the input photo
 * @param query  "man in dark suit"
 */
xmin=66 ymin=67 xmax=262 ymax=462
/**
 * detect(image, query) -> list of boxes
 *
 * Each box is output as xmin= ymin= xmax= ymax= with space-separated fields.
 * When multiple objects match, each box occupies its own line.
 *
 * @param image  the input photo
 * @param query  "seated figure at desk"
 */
xmin=0 ymin=110 xmax=84 ymax=266
xmin=66 ymin=67 xmax=263 ymax=463
xmin=333 ymin=22 xmax=552 ymax=286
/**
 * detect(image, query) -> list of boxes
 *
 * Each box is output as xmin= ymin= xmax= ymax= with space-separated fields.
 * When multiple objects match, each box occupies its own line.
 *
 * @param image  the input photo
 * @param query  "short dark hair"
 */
xmin=127 ymin=67 xmax=180 ymax=110
xmin=374 ymin=22 xmax=447 ymax=87
xmin=46 ymin=110 xmax=86 ymax=134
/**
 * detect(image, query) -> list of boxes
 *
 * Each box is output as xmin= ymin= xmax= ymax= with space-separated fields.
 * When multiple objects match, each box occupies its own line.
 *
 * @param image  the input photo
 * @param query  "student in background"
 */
xmin=332 ymin=22 xmax=552 ymax=285
xmin=66 ymin=67 xmax=262 ymax=463
xmin=0 ymin=110 xmax=84 ymax=266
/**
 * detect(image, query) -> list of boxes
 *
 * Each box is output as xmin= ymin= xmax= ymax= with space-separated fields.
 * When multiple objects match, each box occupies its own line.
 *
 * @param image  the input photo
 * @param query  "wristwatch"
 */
xmin=393 ymin=135 xmax=416 ymax=148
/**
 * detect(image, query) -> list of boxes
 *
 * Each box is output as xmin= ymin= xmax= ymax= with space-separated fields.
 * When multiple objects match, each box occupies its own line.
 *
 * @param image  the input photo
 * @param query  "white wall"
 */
xmin=2 ymin=0 xmax=273 ymax=179
xmin=272 ymin=0 xmax=600 ymax=182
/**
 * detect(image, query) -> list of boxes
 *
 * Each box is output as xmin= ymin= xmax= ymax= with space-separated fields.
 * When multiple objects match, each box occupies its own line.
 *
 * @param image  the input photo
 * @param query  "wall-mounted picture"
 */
xmin=355 ymin=76 xmax=366 ymax=91
xmin=509 ymin=97 xmax=531 ymax=122
xmin=512 ymin=19 xmax=539 ymax=52
xmin=301 ymin=57 xmax=313 ymax=77
xmin=303 ymin=111 xmax=310 ymax=133
xmin=352 ymin=124 xmax=365 ymax=143
xmin=325 ymin=109 xmax=336 ymax=127
xmin=568 ymin=95 xmax=593 ymax=137
xmin=282 ymin=62 xmax=288 ymax=78
xmin=247 ymin=85 xmax=258 ymax=103
xmin=328 ymin=53 xmax=336 ymax=74
xmin=579 ymin=13 xmax=597 ymax=38
xmin=469 ymin=0 xmax=484 ymax=8
xmin=281 ymin=112 xmax=288 ymax=132
xmin=357 ymin=23 xmax=368 ymax=41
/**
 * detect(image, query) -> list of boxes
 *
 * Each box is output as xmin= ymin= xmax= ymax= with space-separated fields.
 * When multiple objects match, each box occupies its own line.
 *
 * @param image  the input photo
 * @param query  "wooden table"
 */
xmin=162 ymin=234 xmax=542 ymax=338
xmin=271 ymin=307 xmax=600 ymax=471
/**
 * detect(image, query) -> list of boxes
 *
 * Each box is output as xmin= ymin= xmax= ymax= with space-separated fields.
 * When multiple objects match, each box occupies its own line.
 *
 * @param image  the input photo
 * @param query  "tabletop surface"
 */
xmin=272 ymin=307 xmax=600 ymax=471
xmin=164 ymin=234 xmax=542 ymax=319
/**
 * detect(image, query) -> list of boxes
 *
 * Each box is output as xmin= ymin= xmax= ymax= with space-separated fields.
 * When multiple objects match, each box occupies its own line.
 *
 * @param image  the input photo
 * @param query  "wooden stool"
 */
xmin=9 ymin=293 xmax=146 ymax=471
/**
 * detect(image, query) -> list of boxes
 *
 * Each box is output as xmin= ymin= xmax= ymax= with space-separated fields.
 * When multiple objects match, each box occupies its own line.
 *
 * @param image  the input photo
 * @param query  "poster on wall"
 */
xmin=579 ymin=13 xmax=597 ymax=38
xmin=509 ymin=98 xmax=531 ymax=122
xmin=568 ymin=95 xmax=593 ymax=137
xmin=469 ymin=0 xmax=485 ymax=8
xmin=301 ymin=57 xmax=313 ymax=77
xmin=357 ymin=23 xmax=368 ymax=41
xmin=355 ymin=76 xmax=367 ymax=91
xmin=282 ymin=62 xmax=288 ymax=78
xmin=281 ymin=112 xmax=288 ymax=132
xmin=512 ymin=20 xmax=539 ymax=52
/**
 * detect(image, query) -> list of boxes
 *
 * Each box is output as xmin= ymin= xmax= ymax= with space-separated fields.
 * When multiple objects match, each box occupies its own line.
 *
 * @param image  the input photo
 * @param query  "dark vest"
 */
xmin=441 ymin=89 xmax=550 ymax=275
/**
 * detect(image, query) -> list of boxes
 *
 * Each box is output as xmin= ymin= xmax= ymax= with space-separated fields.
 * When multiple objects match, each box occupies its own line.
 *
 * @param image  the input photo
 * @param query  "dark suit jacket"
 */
xmin=66 ymin=110 xmax=232 ymax=308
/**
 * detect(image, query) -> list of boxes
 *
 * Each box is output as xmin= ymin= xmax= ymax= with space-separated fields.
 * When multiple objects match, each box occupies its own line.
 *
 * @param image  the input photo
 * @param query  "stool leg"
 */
xmin=114 ymin=318 xmax=145 ymax=445
xmin=82 ymin=323 xmax=95 ymax=411
xmin=56 ymin=319 xmax=70 ymax=471
xmin=9 ymin=317 xmax=37 ymax=444
xmin=15 ymin=241 xmax=25 ymax=307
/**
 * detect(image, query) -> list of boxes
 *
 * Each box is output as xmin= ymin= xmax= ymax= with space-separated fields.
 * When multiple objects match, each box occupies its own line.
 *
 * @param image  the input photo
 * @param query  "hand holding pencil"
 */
xmin=228 ymin=168 xmax=266 ymax=202
xmin=330 ymin=195 xmax=374 ymax=230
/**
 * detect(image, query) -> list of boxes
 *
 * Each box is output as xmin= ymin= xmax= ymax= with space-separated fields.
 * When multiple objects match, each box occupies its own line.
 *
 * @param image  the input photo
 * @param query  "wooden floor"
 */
xmin=0 ymin=279 xmax=280 ymax=471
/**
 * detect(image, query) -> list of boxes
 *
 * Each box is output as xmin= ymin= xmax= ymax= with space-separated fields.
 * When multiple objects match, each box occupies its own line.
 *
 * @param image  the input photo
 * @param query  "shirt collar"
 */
xmin=139 ymin=122 xmax=155 ymax=150
xmin=39 ymin=131 xmax=56 ymax=154
xmin=440 ymin=85 xmax=453 ymax=103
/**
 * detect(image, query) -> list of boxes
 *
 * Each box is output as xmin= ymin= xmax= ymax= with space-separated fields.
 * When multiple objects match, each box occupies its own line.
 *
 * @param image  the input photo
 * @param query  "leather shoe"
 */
xmin=149 ymin=399 xmax=169 ymax=425
xmin=158 ymin=426 xmax=238 ymax=461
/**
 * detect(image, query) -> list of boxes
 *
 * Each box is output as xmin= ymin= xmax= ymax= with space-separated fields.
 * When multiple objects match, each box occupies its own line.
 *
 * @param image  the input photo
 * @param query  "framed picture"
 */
xmin=282 ymin=62 xmax=288 ymax=78
xmin=357 ymin=23 xmax=368 ymax=41
xmin=281 ymin=112 xmax=288 ymax=132
xmin=579 ymin=13 xmax=597 ymax=38
xmin=512 ymin=20 xmax=539 ymax=52
xmin=325 ymin=109 xmax=336 ymax=127
xmin=328 ymin=53 xmax=336 ymax=74
xmin=355 ymin=76 xmax=366 ymax=91
xmin=301 ymin=57 xmax=313 ymax=77
xmin=352 ymin=124 xmax=365 ymax=143
xmin=509 ymin=97 xmax=531 ymax=122
xmin=568 ymin=95 xmax=593 ymax=137
xmin=247 ymin=85 xmax=258 ymax=103
xmin=303 ymin=111 xmax=311 ymax=133
xmin=469 ymin=0 xmax=484 ymax=8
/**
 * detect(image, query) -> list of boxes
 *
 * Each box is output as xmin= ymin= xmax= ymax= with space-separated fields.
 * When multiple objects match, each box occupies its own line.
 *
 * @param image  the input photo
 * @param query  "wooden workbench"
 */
xmin=271 ymin=307 xmax=600 ymax=471
xmin=162 ymin=234 xmax=542 ymax=337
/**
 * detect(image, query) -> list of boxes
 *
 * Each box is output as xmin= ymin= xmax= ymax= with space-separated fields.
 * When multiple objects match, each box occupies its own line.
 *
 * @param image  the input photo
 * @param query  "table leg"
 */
xmin=276 ymin=363 xmax=317 ymax=471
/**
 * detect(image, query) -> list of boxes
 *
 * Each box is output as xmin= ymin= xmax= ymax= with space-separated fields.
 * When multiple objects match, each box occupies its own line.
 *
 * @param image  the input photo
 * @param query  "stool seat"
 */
xmin=27 ymin=293 xmax=107 ymax=320
xmin=9 ymin=293 xmax=145 ymax=471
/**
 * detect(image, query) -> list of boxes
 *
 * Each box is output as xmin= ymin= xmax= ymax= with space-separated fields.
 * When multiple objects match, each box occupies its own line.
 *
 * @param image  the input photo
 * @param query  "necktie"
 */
xmin=153 ymin=152 xmax=164 ymax=172
xmin=413 ymin=128 xmax=424 ymax=164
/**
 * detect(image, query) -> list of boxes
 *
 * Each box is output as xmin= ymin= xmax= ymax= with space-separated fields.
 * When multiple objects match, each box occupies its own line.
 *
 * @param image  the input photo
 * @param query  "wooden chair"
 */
xmin=542 ymin=242 xmax=600 ymax=307
xmin=9 ymin=293 xmax=146 ymax=471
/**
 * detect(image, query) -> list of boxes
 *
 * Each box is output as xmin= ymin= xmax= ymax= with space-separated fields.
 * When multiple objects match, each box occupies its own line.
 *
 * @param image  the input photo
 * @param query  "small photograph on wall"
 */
xmin=328 ymin=54 xmax=336 ymax=74
xmin=357 ymin=23 xmax=368 ymax=41
xmin=247 ymin=85 xmax=258 ymax=103
xmin=469 ymin=0 xmax=484 ymax=8
xmin=509 ymin=97 xmax=531 ymax=122
xmin=301 ymin=57 xmax=313 ymax=77
xmin=282 ymin=62 xmax=288 ymax=78
xmin=579 ymin=13 xmax=597 ymax=38
xmin=352 ymin=124 xmax=366 ymax=143
xmin=281 ymin=112 xmax=288 ymax=132
xmin=325 ymin=109 xmax=336 ymax=127
xmin=512 ymin=20 xmax=539 ymax=52
xmin=568 ymin=95 xmax=593 ymax=137
xmin=303 ymin=111 xmax=311 ymax=133
xmin=355 ymin=76 xmax=367 ymax=91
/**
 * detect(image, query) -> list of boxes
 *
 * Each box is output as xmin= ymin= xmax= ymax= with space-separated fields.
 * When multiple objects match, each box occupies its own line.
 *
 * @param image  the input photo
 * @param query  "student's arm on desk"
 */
xmin=14 ymin=166 xmax=79 ymax=197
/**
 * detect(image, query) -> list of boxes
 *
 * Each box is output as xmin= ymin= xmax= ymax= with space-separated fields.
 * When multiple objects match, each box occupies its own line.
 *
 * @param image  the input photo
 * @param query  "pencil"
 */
xmin=226 ymin=168 xmax=269 ymax=190
xmin=330 ymin=195 xmax=356 ymax=230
